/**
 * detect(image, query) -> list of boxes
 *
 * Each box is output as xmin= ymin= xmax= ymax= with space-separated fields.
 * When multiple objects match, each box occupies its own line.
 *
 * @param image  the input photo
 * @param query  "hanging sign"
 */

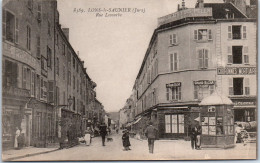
xmin=194 ymin=80 xmax=215 ymax=85
xmin=166 ymin=82 xmax=181 ymax=88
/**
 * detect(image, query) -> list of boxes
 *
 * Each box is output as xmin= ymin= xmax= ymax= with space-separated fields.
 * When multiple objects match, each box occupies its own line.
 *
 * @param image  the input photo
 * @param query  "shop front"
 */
xmin=2 ymin=86 xmax=30 ymax=149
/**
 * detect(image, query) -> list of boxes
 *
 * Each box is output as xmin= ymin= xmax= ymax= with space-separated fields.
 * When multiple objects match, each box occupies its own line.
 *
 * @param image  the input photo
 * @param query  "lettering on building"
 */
xmin=217 ymin=67 xmax=256 ymax=75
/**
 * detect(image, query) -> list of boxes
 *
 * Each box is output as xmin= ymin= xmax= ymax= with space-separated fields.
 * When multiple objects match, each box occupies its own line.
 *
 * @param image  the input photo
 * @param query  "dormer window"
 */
xmin=226 ymin=12 xmax=234 ymax=19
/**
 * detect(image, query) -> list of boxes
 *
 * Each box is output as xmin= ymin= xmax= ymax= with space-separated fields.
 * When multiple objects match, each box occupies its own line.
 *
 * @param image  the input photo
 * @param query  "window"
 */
xmin=31 ymin=72 xmax=35 ymax=96
xmin=26 ymin=26 xmax=31 ymax=50
xmin=48 ymin=81 xmax=54 ymax=103
xmin=68 ymin=71 xmax=71 ymax=85
xmin=48 ymin=21 xmax=51 ymax=35
xmin=41 ymin=56 xmax=47 ymax=71
xmin=165 ymin=114 xmax=184 ymax=134
xmin=37 ymin=3 xmax=41 ymax=22
xmin=40 ymin=77 xmax=47 ymax=101
xmin=4 ymin=11 xmax=19 ymax=43
xmin=170 ymin=53 xmax=178 ymax=71
xmin=47 ymin=46 xmax=52 ymax=68
xmin=198 ymin=49 xmax=209 ymax=69
xmin=228 ymin=25 xmax=246 ymax=40
xmin=228 ymin=46 xmax=248 ymax=64
xmin=230 ymin=78 xmax=243 ymax=95
xmin=226 ymin=12 xmax=234 ymax=19
xmin=56 ymin=57 xmax=59 ymax=75
xmin=166 ymin=84 xmax=181 ymax=101
xmin=37 ymin=36 xmax=40 ymax=59
xmin=232 ymin=46 xmax=242 ymax=64
xmin=4 ymin=60 xmax=18 ymax=87
xmin=169 ymin=34 xmax=177 ymax=45
xmin=194 ymin=84 xmax=215 ymax=100
xmin=194 ymin=29 xmax=212 ymax=41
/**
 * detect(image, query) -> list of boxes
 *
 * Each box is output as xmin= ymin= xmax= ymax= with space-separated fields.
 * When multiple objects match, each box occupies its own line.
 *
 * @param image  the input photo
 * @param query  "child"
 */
xmin=122 ymin=129 xmax=131 ymax=151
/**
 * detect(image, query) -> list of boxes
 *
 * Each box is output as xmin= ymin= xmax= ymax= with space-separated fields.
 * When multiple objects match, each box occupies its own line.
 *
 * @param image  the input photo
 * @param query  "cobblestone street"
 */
xmin=10 ymin=132 xmax=256 ymax=161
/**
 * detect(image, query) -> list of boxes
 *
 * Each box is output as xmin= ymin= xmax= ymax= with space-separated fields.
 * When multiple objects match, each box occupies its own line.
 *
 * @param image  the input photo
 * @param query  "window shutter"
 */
xmin=2 ymin=9 xmax=6 ymax=39
xmin=194 ymin=30 xmax=198 ymax=40
xmin=204 ymin=49 xmax=209 ymax=68
xmin=229 ymin=78 xmax=233 ymax=95
xmin=173 ymin=34 xmax=177 ymax=44
xmin=227 ymin=46 xmax=232 ymax=64
xmin=169 ymin=34 xmax=173 ymax=45
xmin=166 ymin=87 xmax=169 ymax=101
xmin=194 ymin=85 xmax=198 ymax=99
xmin=22 ymin=66 xmax=27 ymax=89
xmin=15 ymin=17 xmax=19 ymax=44
xmin=245 ymin=78 xmax=250 ymax=95
xmin=228 ymin=26 xmax=232 ymax=39
xmin=243 ymin=26 xmax=247 ymax=39
xmin=208 ymin=29 xmax=212 ymax=40
xmin=243 ymin=46 xmax=249 ymax=64
xmin=170 ymin=54 xmax=173 ymax=71
xmin=198 ymin=49 xmax=203 ymax=68
xmin=48 ymin=81 xmax=54 ymax=103
xmin=178 ymin=87 xmax=181 ymax=100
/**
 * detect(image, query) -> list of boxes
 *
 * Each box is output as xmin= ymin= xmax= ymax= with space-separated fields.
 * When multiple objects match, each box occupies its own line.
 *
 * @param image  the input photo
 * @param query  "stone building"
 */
xmin=128 ymin=1 xmax=256 ymax=139
xmin=2 ymin=0 xmax=103 ymax=149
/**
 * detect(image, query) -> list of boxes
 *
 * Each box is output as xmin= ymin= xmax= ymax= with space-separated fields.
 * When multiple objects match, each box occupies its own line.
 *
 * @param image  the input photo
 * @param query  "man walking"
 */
xmin=144 ymin=122 xmax=158 ymax=154
xmin=99 ymin=123 xmax=107 ymax=146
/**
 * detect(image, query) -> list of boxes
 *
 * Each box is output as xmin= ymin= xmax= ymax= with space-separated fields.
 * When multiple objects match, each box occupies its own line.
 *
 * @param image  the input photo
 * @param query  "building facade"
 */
xmin=127 ymin=1 xmax=256 ymax=139
xmin=2 ymin=0 xmax=104 ymax=149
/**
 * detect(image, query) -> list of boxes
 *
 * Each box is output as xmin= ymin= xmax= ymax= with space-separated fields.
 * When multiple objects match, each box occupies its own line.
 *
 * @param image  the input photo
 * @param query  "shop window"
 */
xmin=165 ymin=114 xmax=184 ymax=134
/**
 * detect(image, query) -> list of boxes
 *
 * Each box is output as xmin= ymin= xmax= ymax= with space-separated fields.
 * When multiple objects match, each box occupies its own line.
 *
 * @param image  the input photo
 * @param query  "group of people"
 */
xmin=122 ymin=122 xmax=158 ymax=154
xmin=190 ymin=124 xmax=202 ymax=150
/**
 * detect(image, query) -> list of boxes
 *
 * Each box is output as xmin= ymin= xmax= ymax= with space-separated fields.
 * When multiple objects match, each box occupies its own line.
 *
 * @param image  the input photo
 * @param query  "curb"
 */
xmin=3 ymin=148 xmax=60 ymax=161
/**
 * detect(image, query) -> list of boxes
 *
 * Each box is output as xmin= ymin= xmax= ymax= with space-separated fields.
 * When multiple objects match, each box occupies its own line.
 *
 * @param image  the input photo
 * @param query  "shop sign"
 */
xmin=217 ymin=67 xmax=256 ymax=75
xmin=158 ymin=8 xmax=212 ymax=26
xmin=194 ymin=80 xmax=215 ymax=85
xmin=3 ymin=42 xmax=37 ymax=68
xmin=166 ymin=82 xmax=181 ymax=88
xmin=233 ymin=101 xmax=255 ymax=106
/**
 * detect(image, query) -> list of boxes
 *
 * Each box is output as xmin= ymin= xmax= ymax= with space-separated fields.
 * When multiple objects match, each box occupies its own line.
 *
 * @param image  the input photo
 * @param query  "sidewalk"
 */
xmin=2 ymin=146 xmax=59 ymax=161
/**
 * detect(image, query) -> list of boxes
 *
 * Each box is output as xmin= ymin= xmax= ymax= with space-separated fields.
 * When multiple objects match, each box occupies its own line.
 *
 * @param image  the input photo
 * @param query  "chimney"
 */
xmin=62 ymin=28 xmax=69 ymax=40
xmin=198 ymin=0 xmax=204 ymax=8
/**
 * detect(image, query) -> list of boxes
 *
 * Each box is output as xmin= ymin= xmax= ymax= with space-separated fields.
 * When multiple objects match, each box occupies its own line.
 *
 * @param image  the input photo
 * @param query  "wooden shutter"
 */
xmin=243 ymin=46 xmax=249 ymax=64
xmin=198 ymin=49 xmax=203 ymax=68
xmin=194 ymin=85 xmax=198 ymax=100
xmin=194 ymin=30 xmax=198 ymax=40
xmin=173 ymin=34 xmax=177 ymax=44
xmin=229 ymin=78 xmax=233 ymax=95
xmin=228 ymin=26 xmax=232 ymax=39
xmin=169 ymin=34 xmax=173 ymax=45
xmin=242 ymin=26 xmax=247 ymax=39
xmin=2 ymin=9 xmax=6 ymax=39
xmin=227 ymin=46 xmax=233 ymax=64
xmin=204 ymin=49 xmax=209 ymax=68
xmin=15 ymin=17 xmax=18 ymax=44
xmin=245 ymin=78 xmax=250 ymax=95
xmin=48 ymin=81 xmax=54 ymax=103
xmin=208 ymin=29 xmax=212 ymax=40
xmin=166 ymin=87 xmax=169 ymax=101
xmin=178 ymin=86 xmax=181 ymax=100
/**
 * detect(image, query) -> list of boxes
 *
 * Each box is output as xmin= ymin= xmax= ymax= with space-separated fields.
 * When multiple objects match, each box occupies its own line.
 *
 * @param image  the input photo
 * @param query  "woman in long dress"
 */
xmin=84 ymin=127 xmax=92 ymax=146
xmin=14 ymin=127 xmax=20 ymax=149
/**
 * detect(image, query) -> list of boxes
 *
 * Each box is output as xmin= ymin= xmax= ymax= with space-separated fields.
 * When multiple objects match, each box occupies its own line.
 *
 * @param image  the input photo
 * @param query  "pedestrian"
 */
xmin=235 ymin=124 xmax=243 ymax=143
xmin=195 ymin=124 xmax=202 ymax=150
xmin=190 ymin=125 xmax=196 ymax=150
xmin=144 ymin=122 xmax=158 ymax=154
xmin=84 ymin=127 xmax=92 ymax=146
xmin=14 ymin=127 xmax=20 ymax=149
xmin=99 ymin=123 xmax=107 ymax=146
xmin=116 ymin=128 xmax=119 ymax=134
xmin=122 ymin=129 xmax=131 ymax=151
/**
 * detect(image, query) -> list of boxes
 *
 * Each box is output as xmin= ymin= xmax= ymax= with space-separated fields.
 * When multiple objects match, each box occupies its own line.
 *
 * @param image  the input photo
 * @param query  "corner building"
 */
xmin=131 ymin=2 xmax=256 ymax=139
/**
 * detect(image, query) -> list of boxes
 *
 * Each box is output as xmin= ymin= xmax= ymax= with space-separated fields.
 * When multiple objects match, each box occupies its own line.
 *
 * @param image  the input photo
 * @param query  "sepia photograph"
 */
xmin=1 ymin=0 xmax=257 ymax=161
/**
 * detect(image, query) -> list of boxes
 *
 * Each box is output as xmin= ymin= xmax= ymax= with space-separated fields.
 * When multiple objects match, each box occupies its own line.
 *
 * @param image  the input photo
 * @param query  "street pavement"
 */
xmin=12 ymin=132 xmax=256 ymax=161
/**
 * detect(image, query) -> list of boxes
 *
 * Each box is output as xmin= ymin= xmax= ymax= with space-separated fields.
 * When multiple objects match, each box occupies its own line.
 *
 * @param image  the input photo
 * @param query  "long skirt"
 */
xmin=84 ymin=134 xmax=91 ymax=146
xmin=14 ymin=136 xmax=18 ymax=148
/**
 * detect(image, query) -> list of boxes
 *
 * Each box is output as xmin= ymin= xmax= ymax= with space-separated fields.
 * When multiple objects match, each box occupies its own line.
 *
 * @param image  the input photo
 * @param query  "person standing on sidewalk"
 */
xmin=122 ymin=129 xmax=131 ymax=151
xmin=99 ymin=123 xmax=107 ymax=146
xmin=14 ymin=127 xmax=20 ymax=149
xmin=190 ymin=125 xmax=197 ymax=150
xmin=195 ymin=124 xmax=202 ymax=150
xmin=144 ymin=122 xmax=158 ymax=154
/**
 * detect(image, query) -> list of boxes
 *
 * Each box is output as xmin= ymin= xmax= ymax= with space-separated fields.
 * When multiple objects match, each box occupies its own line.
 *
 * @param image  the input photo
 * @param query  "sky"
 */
xmin=57 ymin=0 xmax=223 ymax=112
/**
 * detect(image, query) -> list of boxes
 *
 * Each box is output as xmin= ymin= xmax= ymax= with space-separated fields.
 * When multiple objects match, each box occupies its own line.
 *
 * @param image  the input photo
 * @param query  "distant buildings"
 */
xmin=122 ymin=0 xmax=257 ymax=139
xmin=2 ymin=0 xmax=105 ymax=149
